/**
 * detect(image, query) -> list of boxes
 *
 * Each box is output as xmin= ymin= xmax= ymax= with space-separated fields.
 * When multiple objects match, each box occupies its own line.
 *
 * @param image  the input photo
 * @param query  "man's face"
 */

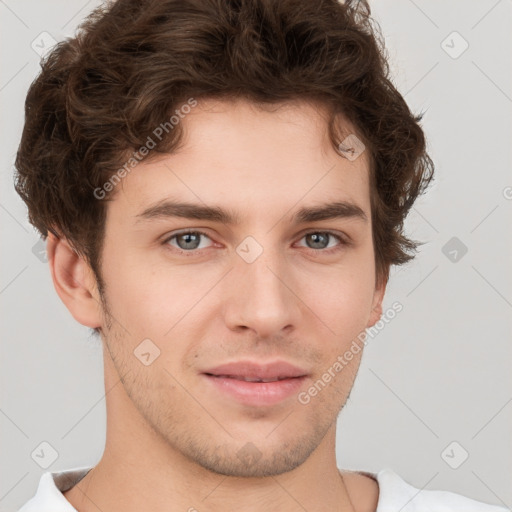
xmin=96 ymin=98 xmax=384 ymax=477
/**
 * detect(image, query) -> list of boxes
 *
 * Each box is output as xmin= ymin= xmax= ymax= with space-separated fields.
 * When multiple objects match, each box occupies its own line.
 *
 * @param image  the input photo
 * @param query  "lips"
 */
xmin=203 ymin=360 xmax=309 ymax=381
xmin=201 ymin=360 xmax=310 ymax=406
xmin=210 ymin=375 xmax=290 ymax=383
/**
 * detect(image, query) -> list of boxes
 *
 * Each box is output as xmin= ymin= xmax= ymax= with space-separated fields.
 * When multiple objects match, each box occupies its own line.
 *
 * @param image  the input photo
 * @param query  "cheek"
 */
xmin=307 ymin=284 xmax=372 ymax=347
xmin=294 ymin=255 xmax=376 ymax=339
xmin=101 ymin=253 xmax=220 ymax=343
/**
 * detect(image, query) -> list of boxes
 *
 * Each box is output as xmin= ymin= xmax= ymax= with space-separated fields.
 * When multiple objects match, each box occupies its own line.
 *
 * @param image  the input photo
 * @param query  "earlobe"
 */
xmin=366 ymin=280 xmax=387 ymax=328
xmin=46 ymin=232 xmax=103 ymax=329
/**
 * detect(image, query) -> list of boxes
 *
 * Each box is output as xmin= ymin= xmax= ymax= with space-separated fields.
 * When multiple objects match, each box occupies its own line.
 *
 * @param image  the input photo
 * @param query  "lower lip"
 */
xmin=203 ymin=374 xmax=307 ymax=406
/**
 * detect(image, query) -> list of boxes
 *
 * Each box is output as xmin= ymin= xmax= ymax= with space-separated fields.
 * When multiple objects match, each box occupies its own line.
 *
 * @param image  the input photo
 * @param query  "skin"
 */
xmin=48 ymin=98 xmax=386 ymax=512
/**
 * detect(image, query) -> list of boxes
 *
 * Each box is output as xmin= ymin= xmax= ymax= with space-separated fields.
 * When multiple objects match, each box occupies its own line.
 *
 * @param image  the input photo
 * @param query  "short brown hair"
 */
xmin=14 ymin=0 xmax=434 ymax=297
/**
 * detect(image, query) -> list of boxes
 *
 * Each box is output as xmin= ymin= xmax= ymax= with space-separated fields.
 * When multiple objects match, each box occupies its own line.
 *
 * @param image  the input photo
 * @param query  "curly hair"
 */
xmin=14 ymin=0 xmax=434 ymax=297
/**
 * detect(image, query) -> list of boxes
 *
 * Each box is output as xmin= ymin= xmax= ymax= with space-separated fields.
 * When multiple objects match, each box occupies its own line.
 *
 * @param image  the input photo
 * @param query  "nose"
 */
xmin=223 ymin=244 xmax=301 ymax=338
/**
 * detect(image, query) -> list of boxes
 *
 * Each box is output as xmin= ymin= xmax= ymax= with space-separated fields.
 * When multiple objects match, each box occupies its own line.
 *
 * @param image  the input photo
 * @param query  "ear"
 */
xmin=366 ymin=277 xmax=387 ymax=328
xmin=46 ymin=232 xmax=103 ymax=329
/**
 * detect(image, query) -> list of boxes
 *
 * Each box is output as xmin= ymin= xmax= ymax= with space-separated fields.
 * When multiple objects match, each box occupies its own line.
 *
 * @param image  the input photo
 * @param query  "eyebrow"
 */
xmin=135 ymin=199 xmax=368 ymax=225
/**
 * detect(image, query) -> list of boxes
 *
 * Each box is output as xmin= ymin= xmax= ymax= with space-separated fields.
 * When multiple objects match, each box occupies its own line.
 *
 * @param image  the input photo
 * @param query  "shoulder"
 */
xmin=374 ymin=468 xmax=510 ymax=512
xmin=17 ymin=467 xmax=92 ymax=512
xmin=341 ymin=469 xmax=380 ymax=512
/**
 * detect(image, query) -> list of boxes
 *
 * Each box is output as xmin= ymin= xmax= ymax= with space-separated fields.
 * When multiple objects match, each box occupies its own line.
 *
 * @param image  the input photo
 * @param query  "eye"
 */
xmin=296 ymin=231 xmax=348 ymax=254
xmin=161 ymin=229 xmax=349 ymax=257
xmin=162 ymin=230 xmax=214 ymax=254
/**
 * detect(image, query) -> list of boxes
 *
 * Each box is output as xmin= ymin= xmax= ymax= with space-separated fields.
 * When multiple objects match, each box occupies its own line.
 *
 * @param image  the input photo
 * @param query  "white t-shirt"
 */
xmin=18 ymin=466 xmax=509 ymax=512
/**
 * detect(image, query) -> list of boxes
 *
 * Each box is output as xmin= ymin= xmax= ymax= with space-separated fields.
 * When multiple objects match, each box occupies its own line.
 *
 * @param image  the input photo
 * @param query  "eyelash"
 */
xmin=161 ymin=229 xmax=350 ymax=257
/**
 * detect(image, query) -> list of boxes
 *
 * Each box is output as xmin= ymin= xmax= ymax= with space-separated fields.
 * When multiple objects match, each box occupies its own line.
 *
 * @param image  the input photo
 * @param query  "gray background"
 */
xmin=1 ymin=1 xmax=511 ymax=510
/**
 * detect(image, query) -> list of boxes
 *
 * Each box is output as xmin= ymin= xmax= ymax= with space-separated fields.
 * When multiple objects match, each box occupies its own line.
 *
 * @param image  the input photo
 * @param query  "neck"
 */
xmin=64 ymin=426 xmax=356 ymax=512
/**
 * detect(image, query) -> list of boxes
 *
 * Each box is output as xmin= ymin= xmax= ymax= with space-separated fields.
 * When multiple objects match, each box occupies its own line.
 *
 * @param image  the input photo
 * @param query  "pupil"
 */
xmin=179 ymin=233 xmax=200 ymax=250
xmin=309 ymin=233 xmax=327 ymax=249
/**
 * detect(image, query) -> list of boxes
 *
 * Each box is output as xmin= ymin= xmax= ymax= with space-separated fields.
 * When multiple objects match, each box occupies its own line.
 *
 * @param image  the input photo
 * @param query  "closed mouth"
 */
xmin=204 ymin=373 xmax=301 ymax=383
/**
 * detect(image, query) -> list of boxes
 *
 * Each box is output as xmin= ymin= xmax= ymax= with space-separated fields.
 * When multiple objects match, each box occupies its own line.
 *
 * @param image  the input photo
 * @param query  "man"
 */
xmin=14 ymin=0 xmax=508 ymax=510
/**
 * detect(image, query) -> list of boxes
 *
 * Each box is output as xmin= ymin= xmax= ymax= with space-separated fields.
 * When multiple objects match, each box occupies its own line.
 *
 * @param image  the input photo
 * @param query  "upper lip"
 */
xmin=203 ymin=360 xmax=309 ymax=380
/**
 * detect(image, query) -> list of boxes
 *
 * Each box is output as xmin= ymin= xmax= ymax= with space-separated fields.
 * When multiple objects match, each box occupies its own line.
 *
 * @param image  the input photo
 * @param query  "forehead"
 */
xmin=110 ymin=98 xmax=371 ymax=225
